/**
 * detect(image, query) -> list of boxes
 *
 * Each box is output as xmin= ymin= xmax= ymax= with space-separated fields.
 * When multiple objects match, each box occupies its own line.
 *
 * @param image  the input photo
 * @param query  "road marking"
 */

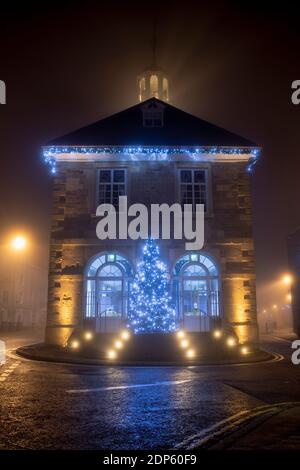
xmin=271 ymin=335 xmax=294 ymax=344
xmin=175 ymin=401 xmax=300 ymax=449
xmin=185 ymin=351 xmax=284 ymax=369
xmin=67 ymin=378 xmax=193 ymax=394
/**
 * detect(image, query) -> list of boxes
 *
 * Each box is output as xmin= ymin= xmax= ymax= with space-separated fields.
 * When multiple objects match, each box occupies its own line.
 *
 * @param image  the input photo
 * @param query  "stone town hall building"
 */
xmin=44 ymin=69 xmax=260 ymax=347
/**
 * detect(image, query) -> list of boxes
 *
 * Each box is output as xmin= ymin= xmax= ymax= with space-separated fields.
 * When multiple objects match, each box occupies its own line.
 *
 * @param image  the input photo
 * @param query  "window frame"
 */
xmin=84 ymin=253 xmax=134 ymax=326
xmin=172 ymin=253 xmax=221 ymax=331
xmin=177 ymin=166 xmax=212 ymax=214
xmin=96 ymin=168 xmax=127 ymax=210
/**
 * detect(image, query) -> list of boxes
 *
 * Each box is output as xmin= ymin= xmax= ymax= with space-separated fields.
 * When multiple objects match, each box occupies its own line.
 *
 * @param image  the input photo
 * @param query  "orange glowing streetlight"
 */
xmin=282 ymin=274 xmax=293 ymax=286
xmin=11 ymin=235 xmax=27 ymax=251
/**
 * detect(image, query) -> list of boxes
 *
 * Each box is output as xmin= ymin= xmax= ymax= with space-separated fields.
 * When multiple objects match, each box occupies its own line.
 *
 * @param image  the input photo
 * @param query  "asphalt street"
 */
xmin=0 ymin=334 xmax=299 ymax=450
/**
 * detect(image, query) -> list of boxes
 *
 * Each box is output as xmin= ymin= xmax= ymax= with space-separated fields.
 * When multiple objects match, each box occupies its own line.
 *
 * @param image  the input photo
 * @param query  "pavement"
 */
xmin=227 ymin=405 xmax=300 ymax=450
xmin=0 ymin=330 xmax=300 ymax=450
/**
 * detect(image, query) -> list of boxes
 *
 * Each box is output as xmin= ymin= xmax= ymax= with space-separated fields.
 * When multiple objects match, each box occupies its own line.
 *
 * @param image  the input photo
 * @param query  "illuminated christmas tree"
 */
xmin=128 ymin=239 xmax=176 ymax=333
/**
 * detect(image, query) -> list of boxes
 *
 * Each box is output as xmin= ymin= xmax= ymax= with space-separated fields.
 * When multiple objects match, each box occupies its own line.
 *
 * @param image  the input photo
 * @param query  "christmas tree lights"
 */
xmin=128 ymin=239 xmax=176 ymax=333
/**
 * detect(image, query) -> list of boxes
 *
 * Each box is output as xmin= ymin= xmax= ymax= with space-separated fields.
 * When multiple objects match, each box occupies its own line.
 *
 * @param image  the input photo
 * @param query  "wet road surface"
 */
xmin=0 ymin=335 xmax=299 ymax=450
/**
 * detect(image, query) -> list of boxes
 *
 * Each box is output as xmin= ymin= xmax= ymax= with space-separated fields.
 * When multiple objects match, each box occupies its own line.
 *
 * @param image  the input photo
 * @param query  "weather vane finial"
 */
xmin=152 ymin=17 xmax=157 ymax=68
xmin=137 ymin=17 xmax=170 ymax=102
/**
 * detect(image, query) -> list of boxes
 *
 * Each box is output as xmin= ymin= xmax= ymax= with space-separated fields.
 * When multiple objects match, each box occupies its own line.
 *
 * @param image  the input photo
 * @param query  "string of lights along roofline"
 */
xmin=43 ymin=146 xmax=260 ymax=174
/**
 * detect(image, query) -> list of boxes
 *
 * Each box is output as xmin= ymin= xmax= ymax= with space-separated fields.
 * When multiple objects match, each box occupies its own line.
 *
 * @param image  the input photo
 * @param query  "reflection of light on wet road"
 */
xmin=67 ymin=378 xmax=193 ymax=394
xmin=0 ymin=336 xmax=291 ymax=450
xmin=0 ymin=340 xmax=5 ymax=365
xmin=0 ymin=361 xmax=21 ymax=383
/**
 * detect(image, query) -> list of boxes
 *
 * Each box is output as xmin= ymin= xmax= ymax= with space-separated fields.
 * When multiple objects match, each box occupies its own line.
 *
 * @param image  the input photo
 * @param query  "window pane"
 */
xmin=99 ymin=170 xmax=111 ymax=183
xmin=99 ymin=264 xmax=122 ymax=277
xmin=180 ymin=169 xmax=208 ymax=212
xmin=113 ymin=170 xmax=125 ymax=182
xmin=98 ymin=169 xmax=126 ymax=207
xmin=194 ymin=170 xmax=205 ymax=183
xmin=105 ymin=187 xmax=111 ymax=198
xmin=180 ymin=170 xmax=192 ymax=183
xmin=184 ymin=264 xmax=207 ymax=276
xmin=181 ymin=185 xmax=193 ymax=205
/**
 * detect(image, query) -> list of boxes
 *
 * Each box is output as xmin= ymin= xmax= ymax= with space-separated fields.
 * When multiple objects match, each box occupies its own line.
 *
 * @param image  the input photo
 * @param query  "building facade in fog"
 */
xmin=0 ymin=250 xmax=47 ymax=331
xmin=288 ymin=227 xmax=300 ymax=336
xmin=44 ymin=73 xmax=260 ymax=347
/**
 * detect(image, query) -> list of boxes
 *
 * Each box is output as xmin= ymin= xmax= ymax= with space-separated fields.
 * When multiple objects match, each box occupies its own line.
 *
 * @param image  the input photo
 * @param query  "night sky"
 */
xmin=0 ymin=1 xmax=299 ymax=307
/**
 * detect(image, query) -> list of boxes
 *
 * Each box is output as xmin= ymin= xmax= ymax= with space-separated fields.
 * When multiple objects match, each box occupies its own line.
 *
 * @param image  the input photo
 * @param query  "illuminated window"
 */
xmin=179 ymin=169 xmax=208 ymax=212
xmin=173 ymin=253 xmax=220 ymax=332
xmin=162 ymin=77 xmax=169 ymax=102
xmin=150 ymin=74 xmax=159 ymax=98
xmin=98 ymin=169 xmax=126 ymax=208
xmin=85 ymin=253 xmax=133 ymax=332
xmin=139 ymin=77 xmax=146 ymax=102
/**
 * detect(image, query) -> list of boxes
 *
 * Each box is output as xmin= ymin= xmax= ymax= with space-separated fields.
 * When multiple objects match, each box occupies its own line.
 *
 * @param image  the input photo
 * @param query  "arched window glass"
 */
xmin=183 ymin=264 xmax=207 ymax=277
xmin=84 ymin=253 xmax=133 ymax=332
xmin=99 ymin=264 xmax=122 ymax=277
xmin=150 ymin=74 xmax=159 ymax=98
xmin=139 ymin=77 xmax=146 ymax=101
xmin=173 ymin=253 xmax=220 ymax=332
xmin=162 ymin=77 xmax=169 ymax=101
xmin=86 ymin=254 xmax=106 ymax=277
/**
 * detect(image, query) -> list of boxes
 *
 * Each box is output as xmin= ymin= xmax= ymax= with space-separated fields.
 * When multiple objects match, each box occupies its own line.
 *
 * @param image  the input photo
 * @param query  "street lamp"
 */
xmin=11 ymin=235 xmax=27 ymax=251
xmin=282 ymin=274 xmax=293 ymax=286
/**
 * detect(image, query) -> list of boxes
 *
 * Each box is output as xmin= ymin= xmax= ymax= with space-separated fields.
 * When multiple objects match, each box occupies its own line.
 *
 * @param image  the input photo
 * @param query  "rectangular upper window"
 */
xmin=143 ymin=112 xmax=163 ymax=127
xmin=179 ymin=169 xmax=208 ymax=212
xmin=98 ymin=169 xmax=126 ymax=208
xmin=141 ymin=101 xmax=165 ymax=127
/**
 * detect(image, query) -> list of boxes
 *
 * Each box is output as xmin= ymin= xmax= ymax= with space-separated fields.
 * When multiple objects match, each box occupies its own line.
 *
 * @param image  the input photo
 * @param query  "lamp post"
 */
xmin=281 ymin=273 xmax=293 ymax=308
xmin=6 ymin=235 xmax=28 ymax=330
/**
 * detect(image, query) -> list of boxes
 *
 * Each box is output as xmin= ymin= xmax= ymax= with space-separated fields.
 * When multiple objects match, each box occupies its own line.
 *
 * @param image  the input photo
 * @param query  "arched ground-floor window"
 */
xmin=173 ymin=253 xmax=221 ymax=332
xmin=84 ymin=253 xmax=133 ymax=332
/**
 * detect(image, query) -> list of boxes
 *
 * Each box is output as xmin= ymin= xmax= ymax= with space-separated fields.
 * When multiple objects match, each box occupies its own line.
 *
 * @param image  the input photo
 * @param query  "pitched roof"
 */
xmin=47 ymin=98 xmax=256 ymax=148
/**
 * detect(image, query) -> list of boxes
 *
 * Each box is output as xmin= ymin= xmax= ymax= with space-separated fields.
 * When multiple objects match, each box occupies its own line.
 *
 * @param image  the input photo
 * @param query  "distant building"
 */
xmin=44 ymin=70 xmax=260 ymax=347
xmin=0 ymin=249 xmax=48 ymax=331
xmin=287 ymin=227 xmax=300 ymax=336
